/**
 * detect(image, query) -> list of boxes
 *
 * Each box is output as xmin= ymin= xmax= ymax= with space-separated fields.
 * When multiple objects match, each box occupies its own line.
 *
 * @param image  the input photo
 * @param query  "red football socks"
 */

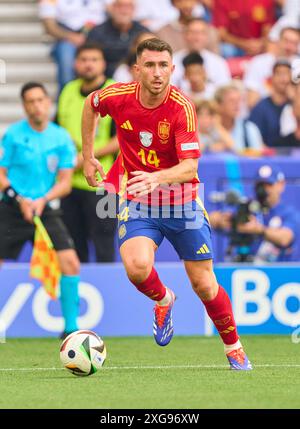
xmin=131 ymin=267 xmax=166 ymax=301
xmin=202 ymin=285 xmax=239 ymax=345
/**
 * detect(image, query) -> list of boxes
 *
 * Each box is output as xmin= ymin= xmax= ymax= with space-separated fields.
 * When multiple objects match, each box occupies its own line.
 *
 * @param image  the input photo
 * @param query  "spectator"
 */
xmin=172 ymin=18 xmax=231 ymax=93
xmin=268 ymin=0 xmax=300 ymax=47
xmin=249 ymin=60 xmax=292 ymax=147
xmin=210 ymin=165 xmax=300 ymax=263
xmin=215 ymin=85 xmax=265 ymax=154
xmin=244 ymin=27 xmax=300 ymax=108
xmin=113 ymin=31 xmax=154 ymax=82
xmin=182 ymin=51 xmax=215 ymax=103
xmin=134 ymin=0 xmax=178 ymax=32
xmin=87 ymin=0 xmax=149 ymax=78
xmin=197 ymin=100 xmax=234 ymax=153
xmin=57 ymin=43 xmax=119 ymax=262
xmin=156 ymin=0 xmax=217 ymax=53
xmin=39 ymin=0 xmax=107 ymax=93
xmin=280 ymin=82 xmax=300 ymax=137
xmin=276 ymin=95 xmax=300 ymax=155
xmin=212 ymin=0 xmax=275 ymax=58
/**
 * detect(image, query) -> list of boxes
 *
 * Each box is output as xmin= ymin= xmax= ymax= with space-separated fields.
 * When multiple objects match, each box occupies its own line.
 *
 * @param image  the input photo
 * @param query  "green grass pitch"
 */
xmin=0 ymin=335 xmax=299 ymax=409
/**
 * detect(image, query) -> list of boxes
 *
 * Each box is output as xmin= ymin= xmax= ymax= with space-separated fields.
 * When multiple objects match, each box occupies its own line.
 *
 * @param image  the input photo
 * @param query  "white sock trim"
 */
xmin=224 ymin=339 xmax=242 ymax=355
xmin=157 ymin=288 xmax=172 ymax=306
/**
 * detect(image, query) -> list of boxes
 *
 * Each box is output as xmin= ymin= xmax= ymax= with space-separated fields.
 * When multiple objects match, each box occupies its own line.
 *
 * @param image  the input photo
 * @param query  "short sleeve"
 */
xmin=0 ymin=132 xmax=14 ymax=168
xmin=90 ymin=90 xmax=110 ymax=118
xmin=38 ymin=0 xmax=57 ymax=19
xmin=58 ymin=130 xmax=76 ymax=169
xmin=175 ymin=105 xmax=201 ymax=160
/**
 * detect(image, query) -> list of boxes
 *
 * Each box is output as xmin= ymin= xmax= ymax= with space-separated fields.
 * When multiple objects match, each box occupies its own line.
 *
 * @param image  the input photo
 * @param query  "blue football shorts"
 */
xmin=117 ymin=198 xmax=213 ymax=261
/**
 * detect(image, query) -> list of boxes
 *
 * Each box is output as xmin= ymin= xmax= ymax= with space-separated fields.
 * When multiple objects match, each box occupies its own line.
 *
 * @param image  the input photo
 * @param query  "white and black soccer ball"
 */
xmin=60 ymin=330 xmax=106 ymax=376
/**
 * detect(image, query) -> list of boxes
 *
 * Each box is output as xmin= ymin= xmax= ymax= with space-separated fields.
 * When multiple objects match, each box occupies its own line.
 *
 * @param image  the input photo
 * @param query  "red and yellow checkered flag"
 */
xmin=30 ymin=216 xmax=61 ymax=300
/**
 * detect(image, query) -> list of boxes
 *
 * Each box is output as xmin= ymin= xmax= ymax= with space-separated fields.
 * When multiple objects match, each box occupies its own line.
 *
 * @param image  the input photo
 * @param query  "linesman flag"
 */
xmin=30 ymin=216 xmax=61 ymax=299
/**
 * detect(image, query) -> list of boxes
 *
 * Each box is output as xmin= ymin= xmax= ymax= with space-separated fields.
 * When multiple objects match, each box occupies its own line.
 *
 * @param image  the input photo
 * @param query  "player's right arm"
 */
xmin=81 ymin=93 xmax=107 ymax=187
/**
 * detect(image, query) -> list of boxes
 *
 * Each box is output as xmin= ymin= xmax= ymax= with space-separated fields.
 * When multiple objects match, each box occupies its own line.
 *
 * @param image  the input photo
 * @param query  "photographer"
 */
xmin=210 ymin=165 xmax=299 ymax=262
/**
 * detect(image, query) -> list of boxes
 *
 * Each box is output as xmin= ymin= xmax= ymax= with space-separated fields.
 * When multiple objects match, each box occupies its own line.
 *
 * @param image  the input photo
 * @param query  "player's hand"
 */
xmin=31 ymin=197 xmax=47 ymax=217
xmin=83 ymin=157 xmax=107 ymax=187
xmin=127 ymin=171 xmax=160 ymax=197
xmin=236 ymin=215 xmax=265 ymax=235
xmin=19 ymin=198 xmax=34 ymax=223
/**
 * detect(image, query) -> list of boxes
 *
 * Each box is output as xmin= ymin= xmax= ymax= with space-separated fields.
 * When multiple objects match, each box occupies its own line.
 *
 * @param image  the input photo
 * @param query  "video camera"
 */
xmin=210 ymin=183 xmax=269 ymax=262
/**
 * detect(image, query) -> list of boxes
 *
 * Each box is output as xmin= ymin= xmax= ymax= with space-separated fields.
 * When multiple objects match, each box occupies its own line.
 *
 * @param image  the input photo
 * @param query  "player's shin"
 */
xmin=130 ymin=267 xmax=168 ymax=302
xmin=201 ymin=285 xmax=239 ymax=347
xmin=60 ymin=275 xmax=80 ymax=334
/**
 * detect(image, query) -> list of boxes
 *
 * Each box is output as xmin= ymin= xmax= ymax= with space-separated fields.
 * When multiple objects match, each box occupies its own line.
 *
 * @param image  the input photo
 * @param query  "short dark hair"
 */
xmin=182 ymin=52 xmax=204 ymax=68
xmin=21 ymin=82 xmax=48 ymax=99
xmin=272 ymin=58 xmax=291 ymax=74
xmin=136 ymin=37 xmax=173 ymax=58
xmin=75 ymin=41 xmax=104 ymax=58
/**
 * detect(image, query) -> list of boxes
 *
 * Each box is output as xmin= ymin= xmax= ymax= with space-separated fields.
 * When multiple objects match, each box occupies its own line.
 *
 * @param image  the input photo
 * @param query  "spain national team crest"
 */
xmin=158 ymin=121 xmax=170 ymax=143
xmin=139 ymin=131 xmax=153 ymax=147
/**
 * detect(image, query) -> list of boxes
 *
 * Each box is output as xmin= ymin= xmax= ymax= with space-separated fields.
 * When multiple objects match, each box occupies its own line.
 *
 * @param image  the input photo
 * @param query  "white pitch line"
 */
xmin=0 ymin=364 xmax=300 ymax=372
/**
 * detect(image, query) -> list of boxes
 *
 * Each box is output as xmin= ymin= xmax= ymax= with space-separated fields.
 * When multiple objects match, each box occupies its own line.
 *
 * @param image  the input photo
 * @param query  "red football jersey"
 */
xmin=212 ymin=0 xmax=275 ymax=39
xmin=91 ymin=81 xmax=201 ymax=204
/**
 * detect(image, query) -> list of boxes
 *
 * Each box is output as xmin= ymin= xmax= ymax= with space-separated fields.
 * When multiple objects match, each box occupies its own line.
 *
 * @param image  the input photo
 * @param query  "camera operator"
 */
xmin=210 ymin=165 xmax=299 ymax=262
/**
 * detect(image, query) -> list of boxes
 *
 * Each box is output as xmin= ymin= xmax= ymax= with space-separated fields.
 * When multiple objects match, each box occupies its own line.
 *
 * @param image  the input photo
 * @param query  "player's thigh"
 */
xmin=120 ymin=236 xmax=157 ymax=277
xmin=163 ymin=204 xmax=213 ymax=262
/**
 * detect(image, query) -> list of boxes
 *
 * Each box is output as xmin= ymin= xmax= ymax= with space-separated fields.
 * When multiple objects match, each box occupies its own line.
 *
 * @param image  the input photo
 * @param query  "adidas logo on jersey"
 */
xmin=196 ymin=244 xmax=210 ymax=254
xmin=121 ymin=120 xmax=133 ymax=130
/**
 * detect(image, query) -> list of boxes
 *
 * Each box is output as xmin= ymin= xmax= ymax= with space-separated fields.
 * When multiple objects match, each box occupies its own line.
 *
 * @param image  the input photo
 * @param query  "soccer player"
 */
xmin=0 ymin=82 xmax=80 ymax=338
xmin=81 ymin=38 xmax=252 ymax=370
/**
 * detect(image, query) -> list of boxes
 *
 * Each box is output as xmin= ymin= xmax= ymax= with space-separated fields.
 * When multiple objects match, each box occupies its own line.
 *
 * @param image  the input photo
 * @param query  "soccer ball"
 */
xmin=60 ymin=330 xmax=106 ymax=376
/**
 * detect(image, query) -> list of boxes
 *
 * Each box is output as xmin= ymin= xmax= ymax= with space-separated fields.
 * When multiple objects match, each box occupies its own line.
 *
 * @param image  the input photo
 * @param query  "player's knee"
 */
xmin=126 ymin=256 xmax=152 ymax=284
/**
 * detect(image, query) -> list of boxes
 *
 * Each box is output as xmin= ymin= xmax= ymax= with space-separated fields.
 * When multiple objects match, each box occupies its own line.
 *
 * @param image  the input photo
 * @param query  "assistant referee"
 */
xmin=0 ymin=82 xmax=80 ymax=338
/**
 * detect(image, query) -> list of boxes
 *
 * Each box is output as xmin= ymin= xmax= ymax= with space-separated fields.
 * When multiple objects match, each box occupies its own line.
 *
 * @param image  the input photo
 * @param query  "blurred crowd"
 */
xmin=39 ymin=0 xmax=300 ymax=156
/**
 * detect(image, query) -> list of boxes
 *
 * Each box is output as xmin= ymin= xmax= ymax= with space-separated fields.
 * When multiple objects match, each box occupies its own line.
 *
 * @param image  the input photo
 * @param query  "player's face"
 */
xmin=22 ymin=87 xmax=51 ymax=125
xmin=135 ymin=50 xmax=174 ymax=96
xmin=75 ymin=49 xmax=106 ymax=82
